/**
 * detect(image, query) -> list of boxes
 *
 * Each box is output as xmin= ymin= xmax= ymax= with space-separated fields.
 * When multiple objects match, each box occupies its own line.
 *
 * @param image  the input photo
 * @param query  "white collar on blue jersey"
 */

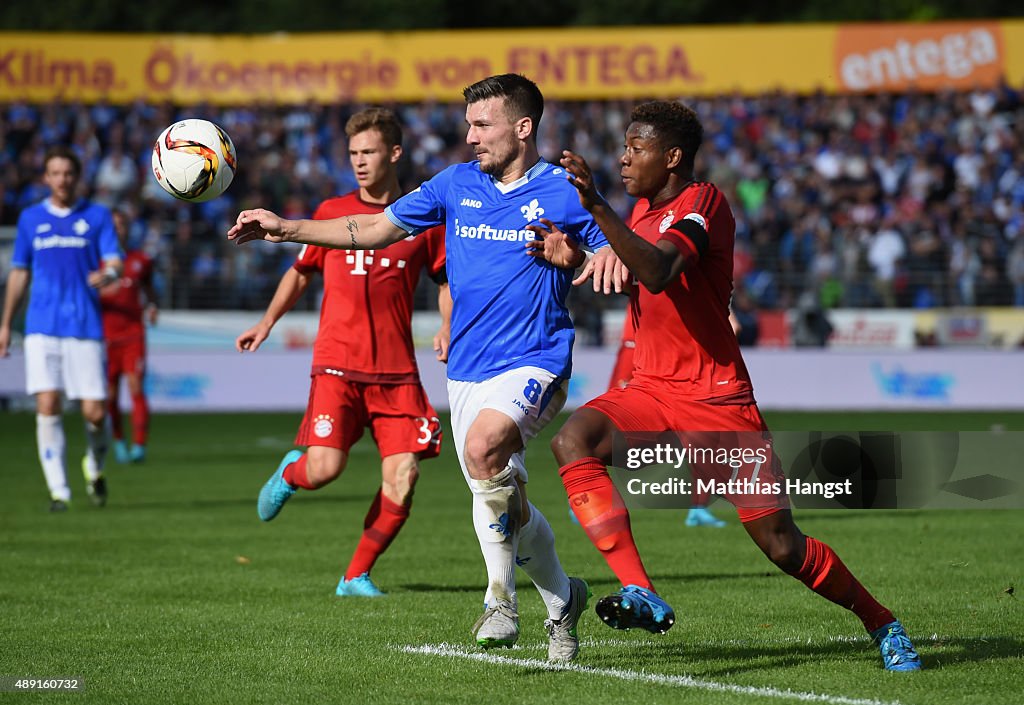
xmin=43 ymin=198 xmax=83 ymax=218
xmin=490 ymin=159 xmax=549 ymax=194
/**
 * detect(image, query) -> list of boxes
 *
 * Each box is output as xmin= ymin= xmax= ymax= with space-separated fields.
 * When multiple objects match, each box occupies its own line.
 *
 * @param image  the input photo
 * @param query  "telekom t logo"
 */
xmin=346 ymin=250 xmax=375 ymax=274
xmin=346 ymin=250 xmax=407 ymax=275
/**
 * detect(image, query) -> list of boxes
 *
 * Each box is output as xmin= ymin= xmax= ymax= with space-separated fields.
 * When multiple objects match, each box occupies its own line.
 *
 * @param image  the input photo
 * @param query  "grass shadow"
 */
xmin=584 ymin=633 xmax=1024 ymax=675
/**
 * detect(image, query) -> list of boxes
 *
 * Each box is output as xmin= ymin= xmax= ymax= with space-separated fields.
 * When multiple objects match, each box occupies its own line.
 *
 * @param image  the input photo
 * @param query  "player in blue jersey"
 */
xmin=229 ymin=75 xmax=612 ymax=661
xmin=0 ymin=146 xmax=123 ymax=511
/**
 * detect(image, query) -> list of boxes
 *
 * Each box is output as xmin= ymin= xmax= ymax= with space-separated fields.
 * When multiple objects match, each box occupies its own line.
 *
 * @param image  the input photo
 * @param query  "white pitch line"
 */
xmin=400 ymin=643 xmax=904 ymax=705
xmin=531 ymin=632 xmax=954 ymax=651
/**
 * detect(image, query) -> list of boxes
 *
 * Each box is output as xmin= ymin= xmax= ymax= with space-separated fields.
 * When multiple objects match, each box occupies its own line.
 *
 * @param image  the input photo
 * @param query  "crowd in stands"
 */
xmin=3 ymin=87 xmax=1024 ymax=332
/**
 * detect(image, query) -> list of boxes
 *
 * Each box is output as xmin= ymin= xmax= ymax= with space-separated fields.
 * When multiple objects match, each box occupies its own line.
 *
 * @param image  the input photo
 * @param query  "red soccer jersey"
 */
xmin=100 ymin=250 xmax=153 ymax=342
xmin=294 ymin=192 xmax=446 ymax=384
xmin=626 ymin=181 xmax=754 ymax=402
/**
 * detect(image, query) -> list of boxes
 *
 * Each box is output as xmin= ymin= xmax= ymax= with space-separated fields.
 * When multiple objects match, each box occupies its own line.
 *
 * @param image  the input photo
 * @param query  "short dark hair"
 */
xmin=629 ymin=101 xmax=703 ymax=169
xmin=463 ymin=73 xmax=544 ymax=128
xmin=43 ymin=145 xmax=82 ymax=176
xmin=345 ymin=107 xmax=403 ymax=148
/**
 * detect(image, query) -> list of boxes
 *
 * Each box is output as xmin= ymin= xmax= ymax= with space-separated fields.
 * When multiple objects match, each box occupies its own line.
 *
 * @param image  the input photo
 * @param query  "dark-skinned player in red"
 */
xmin=534 ymin=101 xmax=921 ymax=671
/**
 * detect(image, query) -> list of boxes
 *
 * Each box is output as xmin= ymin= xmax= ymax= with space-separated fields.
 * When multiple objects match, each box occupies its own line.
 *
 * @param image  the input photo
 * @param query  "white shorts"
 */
xmin=448 ymin=366 xmax=567 ymax=484
xmin=24 ymin=334 xmax=107 ymax=400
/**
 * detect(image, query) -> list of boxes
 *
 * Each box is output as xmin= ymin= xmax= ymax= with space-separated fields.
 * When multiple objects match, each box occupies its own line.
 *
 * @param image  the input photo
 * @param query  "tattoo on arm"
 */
xmin=345 ymin=218 xmax=359 ymax=249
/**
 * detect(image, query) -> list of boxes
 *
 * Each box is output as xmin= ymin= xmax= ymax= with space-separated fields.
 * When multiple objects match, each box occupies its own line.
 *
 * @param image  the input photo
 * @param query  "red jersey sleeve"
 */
xmin=658 ymin=182 xmax=722 ymax=264
xmin=424 ymin=226 xmax=447 ymax=282
xmin=293 ymin=243 xmax=326 ymax=274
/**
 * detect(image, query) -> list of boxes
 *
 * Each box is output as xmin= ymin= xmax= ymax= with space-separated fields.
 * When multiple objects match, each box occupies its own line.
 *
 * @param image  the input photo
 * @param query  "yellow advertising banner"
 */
xmin=0 ymin=21 xmax=1019 ymax=105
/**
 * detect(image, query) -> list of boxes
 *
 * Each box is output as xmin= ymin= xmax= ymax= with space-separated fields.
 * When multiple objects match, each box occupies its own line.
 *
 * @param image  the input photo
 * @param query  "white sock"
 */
xmin=517 ymin=502 xmax=571 ymax=619
xmin=83 ymin=418 xmax=108 ymax=480
xmin=36 ymin=414 xmax=69 ymax=502
xmin=470 ymin=466 xmax=521 ymax=608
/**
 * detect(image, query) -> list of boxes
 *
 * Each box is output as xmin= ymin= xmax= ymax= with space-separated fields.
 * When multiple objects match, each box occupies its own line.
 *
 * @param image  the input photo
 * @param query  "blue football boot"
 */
xmin=595 ymin=584 xmax=675 ymax=634
xmin=685 ymin=506 xmax=726 ymax=527
xmin=872 ymin=620 xmax=922 ymax=671
xmin=257 ymin=450 xmax=303 ymax=521
xmin=336 ymin=572 xmax=386 ymax=597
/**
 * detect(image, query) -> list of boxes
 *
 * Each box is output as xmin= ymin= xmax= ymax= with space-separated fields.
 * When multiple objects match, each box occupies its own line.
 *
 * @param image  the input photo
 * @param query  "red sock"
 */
xmin=108 ymin=396 xmax=123 ymax=441
xmin=794 ymin=536 xmax=895 ymax=633
xmin=282 ymin=454 xmax=317 ymax=490
xmin=345 ymin=490 xmax=410 ymax=579
xmin=131 ymin=393 xmax=149 ymax=446
xmin=559 ymin=457 xmax=653 ymax=590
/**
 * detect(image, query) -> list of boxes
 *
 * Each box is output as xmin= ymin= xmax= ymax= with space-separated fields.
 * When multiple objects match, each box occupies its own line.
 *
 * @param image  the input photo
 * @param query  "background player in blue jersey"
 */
xmin=0 ymin=146 xmax=123 ymax=511
xmin=229 ymin=74 xmax=613 ymax=661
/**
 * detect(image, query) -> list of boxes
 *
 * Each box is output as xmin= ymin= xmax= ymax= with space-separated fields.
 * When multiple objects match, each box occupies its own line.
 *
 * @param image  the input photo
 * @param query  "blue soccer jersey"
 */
xmin=11 ymin=198 xmax=121 ymax=340
xmin=386 ymin=159 xmax=608 ymax=382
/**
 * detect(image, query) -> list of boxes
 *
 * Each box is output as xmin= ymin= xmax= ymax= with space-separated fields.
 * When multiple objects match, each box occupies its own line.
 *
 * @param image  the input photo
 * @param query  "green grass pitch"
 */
xmin=1 ymin=411 xmax=1021 ymax=704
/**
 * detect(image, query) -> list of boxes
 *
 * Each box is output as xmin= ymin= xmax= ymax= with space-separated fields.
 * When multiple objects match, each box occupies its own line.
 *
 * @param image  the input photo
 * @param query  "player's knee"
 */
xmin=763 ymin=534 xmax=803 ymax=573
xmin=127 ymin=376 xmax=144 ymax=396
xmin=463 ymin=434 xmax=502 ymax=479
xmin=384 ymin=465 xmax=419 ymax=504
xmin=306 ymin=453 xmax=345 ymax=487
xmin=82 ymin=404 xmax=105 ymax=426
xmin=550 ymin=424 xmax=591 ymax=465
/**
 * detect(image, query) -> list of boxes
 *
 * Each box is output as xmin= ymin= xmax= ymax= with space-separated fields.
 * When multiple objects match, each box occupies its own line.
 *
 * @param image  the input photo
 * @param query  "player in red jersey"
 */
xmin=542 ymin=101 xmax=921 ymax=670
xmin=606 ymin=312 xmax=636 ymax=391
xmin=236 ymin=108 xmax=448 ymax=597
xmin=603 ymin=312 xmax=724 ymax=527
xmin=100 ymin=209 xmax=158 ymax=464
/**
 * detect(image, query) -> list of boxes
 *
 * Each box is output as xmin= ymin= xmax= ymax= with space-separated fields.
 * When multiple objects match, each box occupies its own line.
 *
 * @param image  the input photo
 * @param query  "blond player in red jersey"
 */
xmin=100 ymin=209 xmax=158 ymax=464
xmin=236 ymin=108 xmax=448 ymax=597
xmin=533 ymin=101 xmax=920 ymax=671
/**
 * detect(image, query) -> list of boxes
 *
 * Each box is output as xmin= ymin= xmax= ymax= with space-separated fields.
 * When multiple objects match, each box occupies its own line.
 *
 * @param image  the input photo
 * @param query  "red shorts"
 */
xmin=106 ymin=335 xmax=146 ymax=381
xmin=295 ymin=374 xmax=443 ymax=460
xmin=585 ymin=380 xmax=788 ymax=522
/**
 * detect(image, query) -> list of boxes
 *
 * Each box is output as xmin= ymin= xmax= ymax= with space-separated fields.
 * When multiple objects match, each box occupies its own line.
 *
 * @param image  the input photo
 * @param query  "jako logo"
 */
xmin=488 ymin=513 xmax=511 ymax=537
xmin=838 ymin=26 xmax=1001 ymax=91
xmin=871 ymin=363 xmax=954 ymax=401
xmin=460 ymin=198 xmax=482 ymax=208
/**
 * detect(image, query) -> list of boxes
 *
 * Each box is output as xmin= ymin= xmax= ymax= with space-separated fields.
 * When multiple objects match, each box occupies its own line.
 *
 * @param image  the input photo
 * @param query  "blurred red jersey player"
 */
xmin=237 ymin=108 xmax=449 ymax=597
xmin=100 ymin=209 xmax=158 ymax=464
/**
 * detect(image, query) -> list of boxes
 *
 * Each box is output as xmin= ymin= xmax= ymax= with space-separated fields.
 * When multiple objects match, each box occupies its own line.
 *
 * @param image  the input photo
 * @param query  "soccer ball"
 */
xmin=151 ymin=119 xmax=237 ymax=203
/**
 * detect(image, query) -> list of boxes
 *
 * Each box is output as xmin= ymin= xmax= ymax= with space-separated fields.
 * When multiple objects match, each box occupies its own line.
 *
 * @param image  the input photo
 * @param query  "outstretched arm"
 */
xmin=228 ymin=209 xmax=408 ymax=251
xmin=560 ymin=150 xmax=687 ymax=294
xmin=236 ymin=267 xmax=313 ymax=352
